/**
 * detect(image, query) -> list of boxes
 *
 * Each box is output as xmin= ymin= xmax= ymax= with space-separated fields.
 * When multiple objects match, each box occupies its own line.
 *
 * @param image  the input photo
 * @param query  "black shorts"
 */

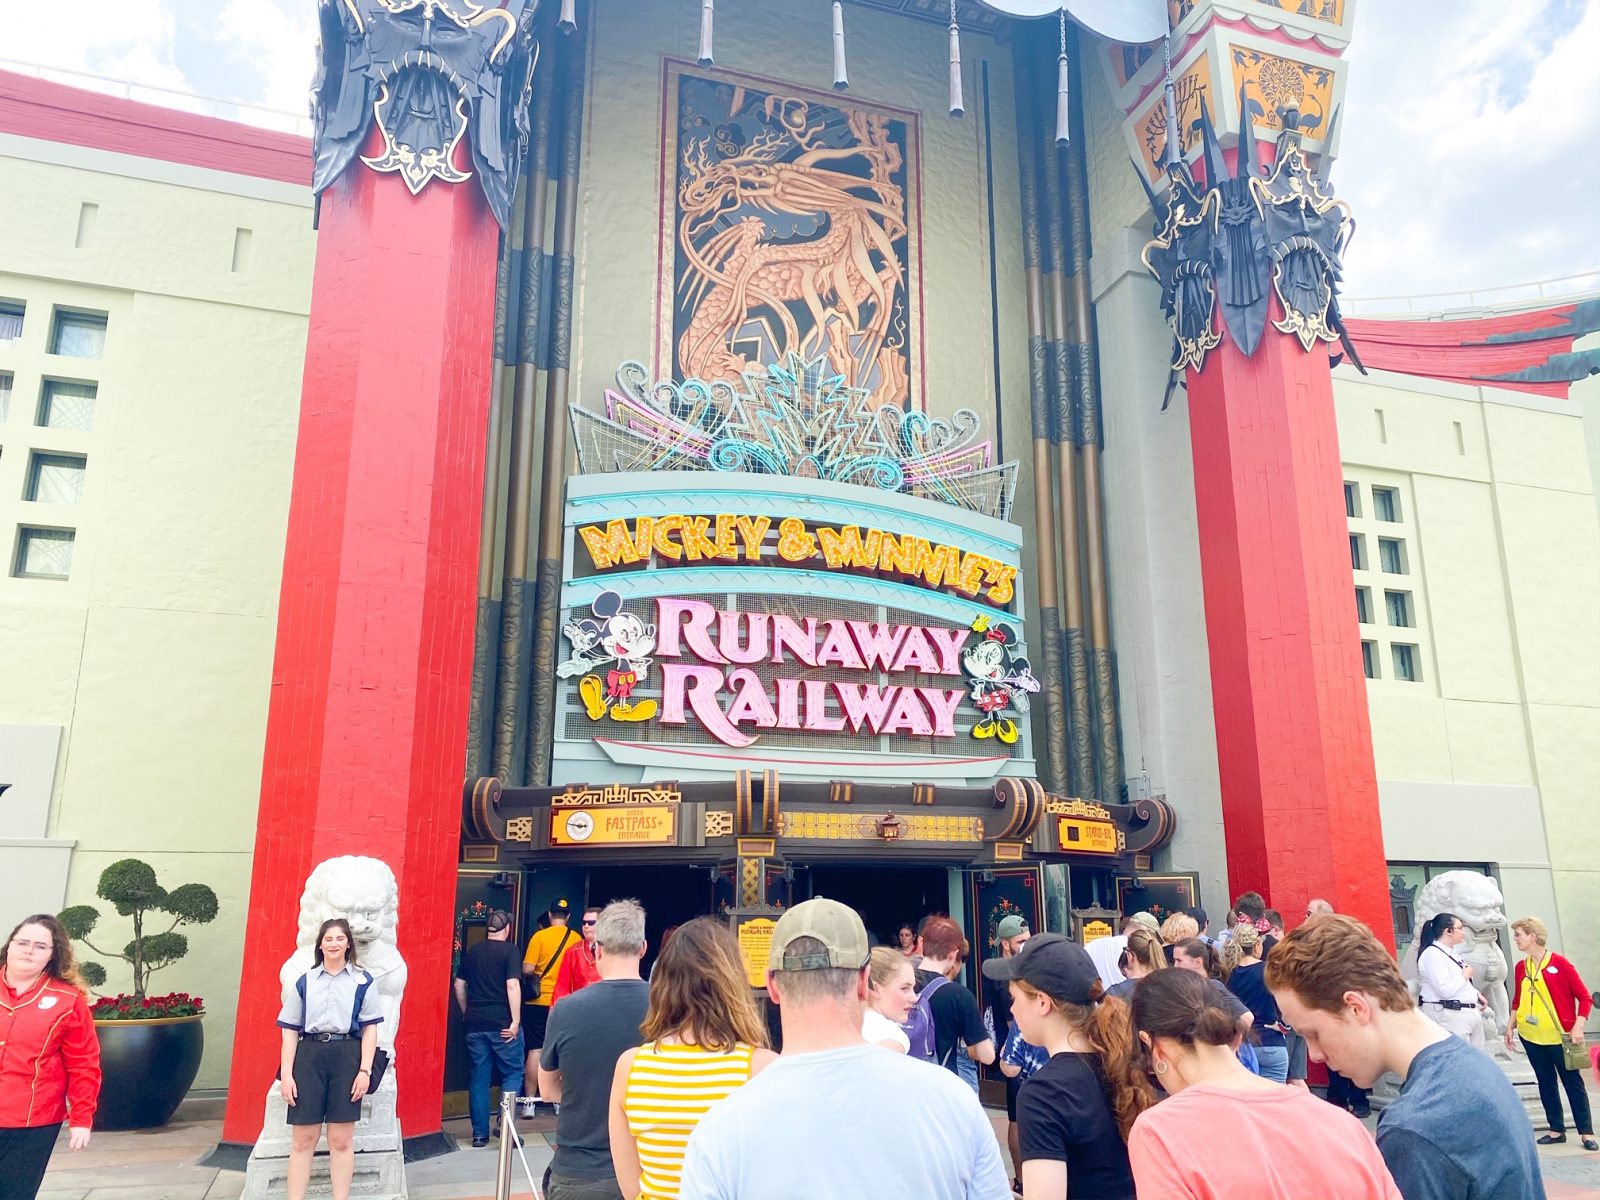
xmin=288 ymin=1037 xmax=363 ymax=1126
xmin=524 ymin=1003 xmax=551 ymax=1049
xmin=1005 ymin=1073 xmax=1023 ymax=1122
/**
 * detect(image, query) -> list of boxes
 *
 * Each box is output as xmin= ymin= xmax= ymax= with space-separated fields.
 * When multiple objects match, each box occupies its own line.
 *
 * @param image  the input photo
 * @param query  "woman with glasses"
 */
xmin=1507 ymin=916 xmax=1594 ymax=1151
xmin=552 ymin=907 xmax=603 ymax=1004
xmin=1415 ymin=913 xmax=1486 ymax=1047
xmin=0 ymin=914 xmax=101 ymax=1200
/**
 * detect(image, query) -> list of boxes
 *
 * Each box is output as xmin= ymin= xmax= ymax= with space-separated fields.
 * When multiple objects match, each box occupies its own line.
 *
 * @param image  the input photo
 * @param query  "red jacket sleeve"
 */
xmin=552 ymin=949 xmax=577 ymax=1005
xmin=1556 ymin=954 xmax=1592 ymax=1021
xmin=61 ymin=992 xmax=102 ymax=1128
xmin=1510 ymin=959 xmax=1525 ymax=1012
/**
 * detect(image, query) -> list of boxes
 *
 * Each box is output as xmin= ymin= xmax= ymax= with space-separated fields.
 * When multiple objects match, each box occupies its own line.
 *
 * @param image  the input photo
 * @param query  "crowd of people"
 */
xmin=1 ymin=885 xmax=1595 ymax=1200
xmin=438 ymin=890 xmax=1595 ymax=1200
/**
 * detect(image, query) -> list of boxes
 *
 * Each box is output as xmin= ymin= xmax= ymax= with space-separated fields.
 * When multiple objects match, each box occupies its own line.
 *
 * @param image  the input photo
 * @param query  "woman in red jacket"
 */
xmin=1 ymin=914 xmax=102 ymax=1200
xmin=1506 ymin=915 xmax=1595 ymax=1151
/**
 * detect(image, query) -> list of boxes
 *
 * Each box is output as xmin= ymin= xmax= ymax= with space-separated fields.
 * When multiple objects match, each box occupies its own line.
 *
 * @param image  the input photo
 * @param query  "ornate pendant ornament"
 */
xmin=310 ymin=0 xmax=542 ymax=229
xmin=1139 ymin=86 xmax=1362 ymax=377
xmin=1139 ymin=164 xmax=1221 ymax=373
xmin=1255 ymin=133 xmax=1355 ymax=353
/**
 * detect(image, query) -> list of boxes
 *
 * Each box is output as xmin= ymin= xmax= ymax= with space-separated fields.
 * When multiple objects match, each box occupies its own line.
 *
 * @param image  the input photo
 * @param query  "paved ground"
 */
xmin=36 ymin=1087 xmax=1600 ymax=1199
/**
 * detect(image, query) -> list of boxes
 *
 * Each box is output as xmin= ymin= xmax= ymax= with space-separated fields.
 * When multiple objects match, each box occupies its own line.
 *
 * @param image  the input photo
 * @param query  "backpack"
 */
xmin=905 ymin=975 xmax=952 ymax=1063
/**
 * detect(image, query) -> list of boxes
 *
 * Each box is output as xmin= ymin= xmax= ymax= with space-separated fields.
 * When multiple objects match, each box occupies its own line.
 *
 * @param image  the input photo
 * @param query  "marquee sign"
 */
xmin=553 ymin=358 xmax=1031 ymax=786
xmin=578 ymin=515 xmax=1019 ymax=607
xmin=558 ymin=593 xmax=1038 ymax=749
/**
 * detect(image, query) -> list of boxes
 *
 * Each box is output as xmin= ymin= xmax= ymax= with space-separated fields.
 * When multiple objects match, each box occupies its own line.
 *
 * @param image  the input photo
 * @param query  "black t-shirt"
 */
xmin=540 ymin=978 xmax=651 ymax=1179
xmin=456 ymin=938 xmax=523 ymax=1033
xmin=986 ymin=963 xmax=1015 ymax=1040
xmin=1017 ymin=1052 xmax=1134 ymax=1200
xmin=1226 ymin=961 xmax=1284 ymax=1046
xmin=916 ymin=968 xmax=990 ymax=1074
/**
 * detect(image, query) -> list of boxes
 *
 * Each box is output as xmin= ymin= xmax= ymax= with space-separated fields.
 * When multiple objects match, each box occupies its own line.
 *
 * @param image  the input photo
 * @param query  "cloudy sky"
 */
xmin=2 ymin=0 xmax=1595 ymax=305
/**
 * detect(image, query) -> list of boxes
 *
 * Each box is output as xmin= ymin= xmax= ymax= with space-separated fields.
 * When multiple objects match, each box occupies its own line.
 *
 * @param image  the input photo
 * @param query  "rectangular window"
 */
xmin=1378 ymin=537 xmax=1406 ymax=574
xmin=1385 ymin=590 xmax=1412 ymax=628
xmin=1372 ymin=486 xmax=1400 ymax=522
xmin=26 ymin=453 xmax=87 ymax=506
xmin=1349 ymin=534 xmax=1365 ymax=571
xmin=38 ymin=380 xmax=97 ymax=432
xmin=0 ymin=371 xmax=11 ymax=423
xmin=1356 ymin=587 xmax=1373 ymax=624
xmin=0 ymin=301 xmax=22 ymax=346
xmin=1392 ymin=643 xmax=1419 ymax=682
xmin=1362 ymin=640 xmax=1377 ymax=679
xmin=13 ymin=526 xmax=74 ymax=579
xmin=49 ymin=310 xmax=107 ymax=359
xmin=1343 ymin=482 xmax=1359 ymax=518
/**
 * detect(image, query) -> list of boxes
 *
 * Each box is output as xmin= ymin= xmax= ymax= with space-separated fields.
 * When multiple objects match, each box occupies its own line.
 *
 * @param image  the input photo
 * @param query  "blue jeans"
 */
xmin=467 ymin=1029 xmax=526 ymax=1138
xmin=1255 ymin=1044 xmax=1289 ymax=1084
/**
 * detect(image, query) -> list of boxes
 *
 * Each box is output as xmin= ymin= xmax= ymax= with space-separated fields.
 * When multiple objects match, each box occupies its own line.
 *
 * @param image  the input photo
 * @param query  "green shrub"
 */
xmin=59 ymin=859 xmax=219 ymax=1002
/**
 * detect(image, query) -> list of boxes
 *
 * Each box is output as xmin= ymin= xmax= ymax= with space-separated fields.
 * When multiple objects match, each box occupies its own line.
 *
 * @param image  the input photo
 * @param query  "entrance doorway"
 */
xmin=802 ymin=864 xmax=951 ymax=948
xmin=585 ymin=863 xmax=719 ymax=974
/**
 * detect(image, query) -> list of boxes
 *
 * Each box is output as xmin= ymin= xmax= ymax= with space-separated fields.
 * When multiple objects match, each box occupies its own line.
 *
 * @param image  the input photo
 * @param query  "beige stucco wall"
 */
xmin=0 ymin=133 xmax=313 ymax=1086
xmin=1335 ymin=363 xmax=1600 ymax=1008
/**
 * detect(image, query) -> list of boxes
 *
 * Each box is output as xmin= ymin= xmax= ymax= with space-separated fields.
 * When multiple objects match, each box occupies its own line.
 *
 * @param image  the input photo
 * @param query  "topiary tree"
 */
xmin=59 ymin=859 xmax=220 ymax=1000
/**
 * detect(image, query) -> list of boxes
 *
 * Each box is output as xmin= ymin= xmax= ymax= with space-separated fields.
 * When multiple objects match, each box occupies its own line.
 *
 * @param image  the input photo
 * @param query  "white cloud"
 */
xmin=1337 ymin=0 xmax=1600 ymax=302
xmin=212 ymin=0 xmax=318 ymax=116
xmin=0 ymin=0 xmax=191 ymax=92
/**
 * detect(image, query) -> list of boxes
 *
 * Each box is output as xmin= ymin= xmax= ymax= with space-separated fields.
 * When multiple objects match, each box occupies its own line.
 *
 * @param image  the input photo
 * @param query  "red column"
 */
xmin=220 ymin=147 xmax=498 ymax=1145
xmin=1186 ymin=317 xmax=1393 ymax=946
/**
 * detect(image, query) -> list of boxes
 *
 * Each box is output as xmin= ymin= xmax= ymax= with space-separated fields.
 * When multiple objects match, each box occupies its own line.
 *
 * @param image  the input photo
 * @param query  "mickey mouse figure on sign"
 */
xmin=960 ymin=616 xmax=1039 ymax=745
xmin=556 ymin=591 xmax=659 ymax=723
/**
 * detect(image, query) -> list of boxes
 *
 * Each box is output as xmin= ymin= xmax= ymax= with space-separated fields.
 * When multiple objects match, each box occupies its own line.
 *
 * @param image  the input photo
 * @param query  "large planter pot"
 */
xmin=93 ymin=1015 xmax=204 ymax=1130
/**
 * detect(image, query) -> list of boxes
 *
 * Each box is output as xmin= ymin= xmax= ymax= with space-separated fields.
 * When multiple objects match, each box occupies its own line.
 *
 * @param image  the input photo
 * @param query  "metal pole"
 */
xmin=494 ymin=1091 xmax=517 ymax=1200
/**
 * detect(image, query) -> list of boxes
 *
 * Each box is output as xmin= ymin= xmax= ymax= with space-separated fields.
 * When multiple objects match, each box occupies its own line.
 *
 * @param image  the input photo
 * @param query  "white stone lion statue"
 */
xmin=1400 ymin=870 xmax=1510 ymax=1055
xmin=279 ymin=855 xmax=408 ymax=1059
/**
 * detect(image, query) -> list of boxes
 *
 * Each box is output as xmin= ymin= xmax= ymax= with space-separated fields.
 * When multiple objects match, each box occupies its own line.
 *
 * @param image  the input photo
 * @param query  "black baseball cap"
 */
xmin=982 ymin=932 xmax=1100 ymax=1004
xmin=487 ymin=909 xmax=512 ymax=933
xmin=548 ymin=898 xmax=571 ymax=916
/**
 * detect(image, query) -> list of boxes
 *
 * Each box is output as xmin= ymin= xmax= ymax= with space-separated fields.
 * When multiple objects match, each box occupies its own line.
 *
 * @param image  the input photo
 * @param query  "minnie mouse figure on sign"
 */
xmin=960 ymin=616 xmax=1039 ymax=745
xmin=556 ymin=591 xmax=659 ymax=723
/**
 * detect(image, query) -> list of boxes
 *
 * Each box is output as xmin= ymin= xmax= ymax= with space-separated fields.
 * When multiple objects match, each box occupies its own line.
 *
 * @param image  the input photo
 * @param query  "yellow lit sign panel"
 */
xmin=549 ymin=805 xmax=677 ymax=847
xmin=737 ymin=917 xmax=777 ymax=988
xmin=1058 ymin=816 xmax=1118 ymax=855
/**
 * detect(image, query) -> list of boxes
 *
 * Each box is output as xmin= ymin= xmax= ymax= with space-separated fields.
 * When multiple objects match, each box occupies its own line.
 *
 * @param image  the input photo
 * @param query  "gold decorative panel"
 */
xmin=505 ymin=817 xmax=534 ymax=843
xmin=660 ymin=63 xmax=921 ymax=410
xmin=778 ymin=811 xmax=982 ymax=842
xmin=1046 ymin=798 xmax=1113 ymax=821
xmin=705 ymin=810 xmax=735 ymax=838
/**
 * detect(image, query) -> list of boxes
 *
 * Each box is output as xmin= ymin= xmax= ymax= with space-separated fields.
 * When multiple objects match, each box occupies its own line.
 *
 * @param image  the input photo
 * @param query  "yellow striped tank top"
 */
xmin=623 ymin=1040 xmax=757 ymax=1199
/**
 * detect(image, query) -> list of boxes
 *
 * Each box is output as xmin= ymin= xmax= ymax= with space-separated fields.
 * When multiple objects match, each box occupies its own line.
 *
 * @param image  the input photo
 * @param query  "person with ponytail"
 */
xmin=983 ymin=934 xmax=1153 ymax=1200
xmin=1415 ymin=913 xmax=1487 ymax=1048
xmin=1127 ymin=970 xmax=1401 ymax=1199
xmin=1223 ymin=924 xmax=1290 ymax=1083
xmin=1105 ymin=928 xmax=1164 ymax=1002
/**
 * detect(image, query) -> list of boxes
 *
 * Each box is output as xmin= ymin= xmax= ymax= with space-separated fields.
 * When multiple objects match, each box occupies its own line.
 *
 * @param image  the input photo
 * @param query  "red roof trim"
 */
xmin=1345 ymin=302 xmax=1590 ymax=400
xmin=0 ymin=70 xmax=311 ymax=187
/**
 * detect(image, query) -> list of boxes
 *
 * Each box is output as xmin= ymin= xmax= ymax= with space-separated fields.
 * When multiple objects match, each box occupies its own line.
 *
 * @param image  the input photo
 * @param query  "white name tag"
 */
xmin=39 ymin=996 xmax=58 ymax=1010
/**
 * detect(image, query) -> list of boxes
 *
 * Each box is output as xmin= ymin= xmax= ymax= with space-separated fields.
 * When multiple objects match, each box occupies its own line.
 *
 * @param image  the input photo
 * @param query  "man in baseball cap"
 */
xmin=982 ymin=931 xmax=1102 ymax=1004
xmin=988 ymin=914 xmax=1033 ymax=1192
xmin=679 ymin=898 xmax=1010 ymax=1200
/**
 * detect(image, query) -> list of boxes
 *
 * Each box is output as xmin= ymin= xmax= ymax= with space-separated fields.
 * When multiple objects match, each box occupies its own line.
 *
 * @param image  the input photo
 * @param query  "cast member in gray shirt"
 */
xmin=1267 ymin=915 xmax=1543 ymax=1200
xmin=537 ymin=900 xmax=652 ymax=1200
xmin=1377 ymin=1035 xmax=1542 ymax=1200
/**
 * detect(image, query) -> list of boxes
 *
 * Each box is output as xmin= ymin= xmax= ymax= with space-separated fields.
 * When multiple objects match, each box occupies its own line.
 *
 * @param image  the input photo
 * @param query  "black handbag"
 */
xmin=366 ymin=1047 xmax=390 ymax=1093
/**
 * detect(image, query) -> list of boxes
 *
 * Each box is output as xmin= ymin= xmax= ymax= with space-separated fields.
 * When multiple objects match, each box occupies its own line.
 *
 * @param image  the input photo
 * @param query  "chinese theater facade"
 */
xmin=216 ymin=0 xmax=1390 ymax=1152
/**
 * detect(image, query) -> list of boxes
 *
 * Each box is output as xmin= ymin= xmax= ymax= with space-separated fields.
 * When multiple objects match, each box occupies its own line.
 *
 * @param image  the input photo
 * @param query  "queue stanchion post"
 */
xmin=495 ymin=1091 xmax=517 ymax=1200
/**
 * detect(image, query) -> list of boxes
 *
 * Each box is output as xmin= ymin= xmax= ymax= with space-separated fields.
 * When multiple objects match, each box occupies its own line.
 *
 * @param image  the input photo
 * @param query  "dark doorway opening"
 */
xmin=585 ymin=863 xmax=719 ymax=975
xmin=802 ymin=863 xmax=950 ymax=948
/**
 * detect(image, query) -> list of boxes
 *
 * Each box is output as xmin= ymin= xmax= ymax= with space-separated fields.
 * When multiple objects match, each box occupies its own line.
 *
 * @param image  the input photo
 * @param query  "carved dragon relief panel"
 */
xmin=659 ymin=64 xmax=922 ymax=412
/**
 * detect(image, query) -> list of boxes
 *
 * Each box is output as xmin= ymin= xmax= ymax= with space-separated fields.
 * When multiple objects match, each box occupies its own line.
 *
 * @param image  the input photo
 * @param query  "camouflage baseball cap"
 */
xmin=770 ymin=898 xmax=871 ymax=971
